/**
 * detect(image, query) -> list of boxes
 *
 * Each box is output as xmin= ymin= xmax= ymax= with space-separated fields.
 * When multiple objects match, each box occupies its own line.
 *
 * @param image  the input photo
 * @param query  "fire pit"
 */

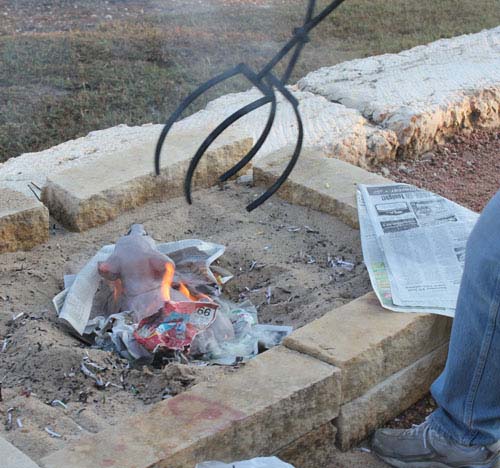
xmin=0 ymin=182 xmax=370 ymax=463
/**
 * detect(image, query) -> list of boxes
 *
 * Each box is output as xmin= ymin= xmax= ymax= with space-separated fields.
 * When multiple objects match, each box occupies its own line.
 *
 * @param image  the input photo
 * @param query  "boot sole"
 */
xmin=376 ymin=453 xmax=500 ymax=468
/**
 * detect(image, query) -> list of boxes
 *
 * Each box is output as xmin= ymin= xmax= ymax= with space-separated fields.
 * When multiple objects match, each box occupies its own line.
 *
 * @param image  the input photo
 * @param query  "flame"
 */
xmin=178 ymin=282 xmax=198 ymax=301
xmin=161 ymin=262 xmax=212 ymax=303
xmin=113 ymin=279 xmax=123 ymax=303
xmin=161 ymin=263 xmax=175 ymax=302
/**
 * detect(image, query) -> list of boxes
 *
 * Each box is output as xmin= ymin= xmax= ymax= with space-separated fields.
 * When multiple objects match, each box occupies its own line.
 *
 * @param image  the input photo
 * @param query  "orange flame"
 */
xmin=161 ymin=263 xmax=175 ymax=302
xmin=178 ymin=282 xmax=198 ymax=301
xmin=113 ymin=279 xmax=123 ymax=303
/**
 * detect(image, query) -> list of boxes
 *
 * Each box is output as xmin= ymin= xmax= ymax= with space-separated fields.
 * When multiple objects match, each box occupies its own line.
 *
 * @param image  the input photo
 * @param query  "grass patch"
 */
xmin=0 ymin=0 xmax=499 ymax=162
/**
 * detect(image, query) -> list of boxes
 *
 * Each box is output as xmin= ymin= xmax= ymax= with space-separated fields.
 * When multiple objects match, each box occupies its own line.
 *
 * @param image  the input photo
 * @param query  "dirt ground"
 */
xmin=0 ymin=182 xmax=369 ymax=462
xmin=376 ymin=129 xmax=500 ymax=212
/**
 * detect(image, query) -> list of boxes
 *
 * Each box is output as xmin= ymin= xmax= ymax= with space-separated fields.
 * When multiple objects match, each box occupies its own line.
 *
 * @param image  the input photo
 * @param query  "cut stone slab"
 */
xmin=0 ymin=189 xmax=49 ymax=253
xmin=284 ymin=292 xmax=451 ymax=404
xmin=41 ymin=346 xmax=341 ymax=468
xmin=0 ymin=436 xmax=41 ymax=468
xmin=299 ymin=27 xmax=500 ymax=156
xmin=277 ymin=423 xmax=338 ymax=468
xmin=253 ymin=147 xmax=391 ymax=229
xmin=335 ymin=343 xmax=448 ymax=450
xmin=1 ymin=89 xmax=397 ymax=203
xmin=183 ymin=88 xmax=398 ymax=167
xmin=42 ymin=131 xmax=253 ymax=231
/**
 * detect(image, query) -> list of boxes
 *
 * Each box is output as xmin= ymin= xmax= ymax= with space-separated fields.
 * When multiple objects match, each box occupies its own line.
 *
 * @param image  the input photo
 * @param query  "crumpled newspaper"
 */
xmin=54 ymin=235 xmax=231 ymax=335
xmin=53 ymin=230 xmax=292 ymax=364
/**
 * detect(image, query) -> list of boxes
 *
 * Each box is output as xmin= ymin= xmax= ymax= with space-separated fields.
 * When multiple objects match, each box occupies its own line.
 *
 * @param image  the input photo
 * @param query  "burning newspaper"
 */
xmin=357 ymin=184 xmax=479 ymax=317
xmin=53 ymin=226 xmax=291 ymax=364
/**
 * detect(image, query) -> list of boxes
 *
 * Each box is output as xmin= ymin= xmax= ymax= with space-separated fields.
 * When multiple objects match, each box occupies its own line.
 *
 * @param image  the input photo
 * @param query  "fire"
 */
xmin=178 ymin=282 xmax=198 ymax=301
xmin=161 ymin=261 xmax=212 ymax=303
xmin=161 ymin=262 xmax=175 ymax=302
xmin=113 ymin=279 xmax=123 ymax=303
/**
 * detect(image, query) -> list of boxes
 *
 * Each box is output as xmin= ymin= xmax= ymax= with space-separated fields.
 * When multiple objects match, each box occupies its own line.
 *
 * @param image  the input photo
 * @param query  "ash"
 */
xmin=0 ymin=182 xmax=370 ymax=462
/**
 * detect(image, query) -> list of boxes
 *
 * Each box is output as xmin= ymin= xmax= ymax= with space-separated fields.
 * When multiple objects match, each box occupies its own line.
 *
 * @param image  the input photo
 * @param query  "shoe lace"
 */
xmin=400 ymin=420 xmax=432 ymax=450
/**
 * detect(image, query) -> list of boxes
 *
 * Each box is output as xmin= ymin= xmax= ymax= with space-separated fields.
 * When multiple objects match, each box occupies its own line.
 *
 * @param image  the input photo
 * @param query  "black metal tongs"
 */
xmin=154 ymin=0 xmax=346 ymax=211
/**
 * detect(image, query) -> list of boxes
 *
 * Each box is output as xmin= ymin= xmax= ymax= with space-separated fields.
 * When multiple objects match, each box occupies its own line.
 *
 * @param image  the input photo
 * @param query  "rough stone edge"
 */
xmin=253 ymin=148 xmax=391 ymax=229
xmin=282 ymin=292 xmax=452 ymax=404
xmin=41 ymin=137 xmax=253 ymax=232
xmin=385 ymin=88 xmax=500 ymax=158
xmin=255 ymin=163 xmax=359 ymax=229
xmin=0 ymin=204 xmax=49 ymax=254
xmin=335 ymin=342 xmax=448 ymax=450
xmin=276 ymin=422 xmax=338 ymax=468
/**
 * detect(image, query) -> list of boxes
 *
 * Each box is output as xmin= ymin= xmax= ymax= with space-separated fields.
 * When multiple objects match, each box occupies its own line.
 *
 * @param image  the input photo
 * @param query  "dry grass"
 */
xmin=0 ymin=0 xmax=499 ymax=162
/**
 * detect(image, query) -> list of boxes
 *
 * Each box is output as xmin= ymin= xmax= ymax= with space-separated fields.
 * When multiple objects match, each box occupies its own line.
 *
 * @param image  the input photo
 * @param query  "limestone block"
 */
xmin=183 ymin=88 xmax=398 ymax=167
xmin=284 ymin=292 xmax=451 ymax=404
xmin=0 ymin=436 xmax=41 ymax=468
xmin=41 ymin=132 xmax=253 ymax=231
xmin=0 ymin=189 xmax=49 ymax=253
xmin=253 ymin=148 xmax=391 ymax=228
xmin=276 ymin=423 xmax=337 ymax=468
xmin=299 ymin=27 xmax=500 ymax=156
xmin=336 ymin=343 xmax=448 ymax=450
xmin=41 ymin=347 xmax=341 ymax=468
xmin=1 ymin=89 xmax=397 ymax=202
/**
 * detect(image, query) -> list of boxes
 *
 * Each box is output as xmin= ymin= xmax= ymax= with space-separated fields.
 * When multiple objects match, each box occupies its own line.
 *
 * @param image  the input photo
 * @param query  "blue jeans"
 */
xmin=429 ymin=189 xmax=500 ymax=446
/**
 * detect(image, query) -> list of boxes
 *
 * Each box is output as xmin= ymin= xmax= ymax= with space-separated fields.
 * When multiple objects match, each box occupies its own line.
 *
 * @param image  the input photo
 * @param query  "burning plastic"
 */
xmin=53 ymin=225 xmax=291 ymax=365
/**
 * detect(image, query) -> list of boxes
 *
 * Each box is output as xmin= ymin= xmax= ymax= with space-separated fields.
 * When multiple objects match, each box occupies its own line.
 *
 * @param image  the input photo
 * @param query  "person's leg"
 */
xmin=372 ymin=190 xmax=500 ymax=467
xmin=429 ymin=189 xmax=500 ymax=446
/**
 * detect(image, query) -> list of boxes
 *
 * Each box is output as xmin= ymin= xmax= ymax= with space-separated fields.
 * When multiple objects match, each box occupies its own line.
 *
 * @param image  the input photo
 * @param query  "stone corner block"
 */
xmin=41 ymin=133 xmax=253 ymax=232
xmin=0 ymin=189 xmax=49 ymax=253
xmin=335 ymin=343 xmax=448 ymax=450
xmin=283 ymin=292 xmax=451 ymax=404
xmin=253 ymin=148 xmax=391 ymax=228
xmin=0 ymin=436 xmax=41 ymax=468
xmin=41 ymin=346 xmax=341 ymax=468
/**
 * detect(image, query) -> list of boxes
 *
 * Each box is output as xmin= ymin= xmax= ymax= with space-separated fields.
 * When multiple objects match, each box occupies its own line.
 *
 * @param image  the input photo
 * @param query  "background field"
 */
xmin=1 ymin=0 xmax=499 ymax=162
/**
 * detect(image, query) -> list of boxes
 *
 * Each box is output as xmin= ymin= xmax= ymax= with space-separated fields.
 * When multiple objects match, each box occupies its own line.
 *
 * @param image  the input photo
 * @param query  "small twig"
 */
xmin=304 ymin=225 xmax=319 ymax=233
xmin=50 ymin=399 xmax=68 ymax=409
xmin=44 ymin=427 xmax=62 ymax=438
xmin=5 ymin=407 xmax=14 ymax=431
xmin=80 ymin=362 xmax=105 ymax=389
xmin=266 ymin=286 xmax=272 ymax=305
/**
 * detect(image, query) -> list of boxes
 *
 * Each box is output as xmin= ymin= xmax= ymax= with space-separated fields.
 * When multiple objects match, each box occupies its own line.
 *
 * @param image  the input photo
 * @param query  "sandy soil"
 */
xmin=0 ymin=182 xmax=369 ymax=462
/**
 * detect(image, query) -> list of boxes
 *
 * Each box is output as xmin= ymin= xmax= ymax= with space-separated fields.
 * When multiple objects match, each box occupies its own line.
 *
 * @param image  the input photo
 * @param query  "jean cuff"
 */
xmin=427 ymin=409 xmax=481 ymax=446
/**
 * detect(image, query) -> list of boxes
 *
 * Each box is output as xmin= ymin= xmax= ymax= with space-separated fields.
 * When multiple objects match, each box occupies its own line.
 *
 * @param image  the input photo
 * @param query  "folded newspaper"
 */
xmin=357 ymin=184 xmax=479 ymax=317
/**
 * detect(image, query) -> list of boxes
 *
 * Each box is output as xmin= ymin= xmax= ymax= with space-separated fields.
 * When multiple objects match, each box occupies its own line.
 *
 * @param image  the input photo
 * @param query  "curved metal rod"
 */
xmin=246 ymin=79 xmax=304 ymax=212
xmin=257 ymin=0 xmax=346 ymax=80
xmin=281 ymin=0 xmax=316 ymax=84
xmin=155 ymin=64 xmax=250 ymax=175
xmin=219 ymin=89 xmax=277 ymax=183
xmin=184 ymin=96 xmax=272 ymax=204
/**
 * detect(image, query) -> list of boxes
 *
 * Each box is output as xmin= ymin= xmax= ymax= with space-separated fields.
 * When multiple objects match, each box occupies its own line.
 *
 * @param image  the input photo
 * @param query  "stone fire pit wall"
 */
xmin=1 ymin=26 xmax=499 ymax=467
